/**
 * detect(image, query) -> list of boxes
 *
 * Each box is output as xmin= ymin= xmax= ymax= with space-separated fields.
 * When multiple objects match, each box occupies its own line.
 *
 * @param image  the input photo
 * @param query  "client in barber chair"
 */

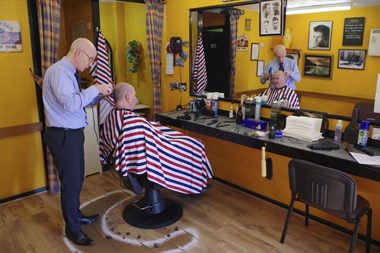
xmin=99 ymin=82 xmax=214 ymax=196
xmin=261 ymin=71 xmax=300 ymax=109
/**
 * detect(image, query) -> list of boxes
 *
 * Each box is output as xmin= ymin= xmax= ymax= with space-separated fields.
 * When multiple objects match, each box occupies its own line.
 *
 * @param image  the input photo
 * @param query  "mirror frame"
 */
xmin=189 ymin=0 xmax=260 ymax=103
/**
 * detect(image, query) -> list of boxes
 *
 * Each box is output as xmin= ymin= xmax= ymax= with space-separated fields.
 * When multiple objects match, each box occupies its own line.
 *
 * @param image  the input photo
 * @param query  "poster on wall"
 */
xmin=259 ymin=0 xmax=284 ymax=36
xmin=343 ymin=17 xmax=365 ymax=46
xmin=0 ymin=20 xmax=22 ymax=52
xmin=237 ymin=35 xmax=248 ymax=51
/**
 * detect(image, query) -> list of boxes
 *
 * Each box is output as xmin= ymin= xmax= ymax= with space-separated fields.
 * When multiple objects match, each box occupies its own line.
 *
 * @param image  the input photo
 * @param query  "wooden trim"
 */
xmin=0 ymin=122 xmax=43 ymax=139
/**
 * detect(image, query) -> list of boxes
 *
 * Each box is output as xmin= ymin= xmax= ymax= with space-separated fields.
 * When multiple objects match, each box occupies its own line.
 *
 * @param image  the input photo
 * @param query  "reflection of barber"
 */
xmin=260 ymin=45 xmax=300 ymax=90
xmin=313 ymin=24 xmax=330 ymax=48
xmin=262 ymin=3 xmax=271 ymax=19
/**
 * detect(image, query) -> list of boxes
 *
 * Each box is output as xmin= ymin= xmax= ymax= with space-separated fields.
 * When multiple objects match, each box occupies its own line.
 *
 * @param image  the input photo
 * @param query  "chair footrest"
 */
xmin=133 ymin=199 xmax=152 ymax=210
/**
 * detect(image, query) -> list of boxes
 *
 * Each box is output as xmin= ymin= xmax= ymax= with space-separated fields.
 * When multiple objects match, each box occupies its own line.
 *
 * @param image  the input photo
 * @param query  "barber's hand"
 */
xmin=95 ymin=83 xmax=113 ymax=95
xmin=263 ymin=72 xmax=270 ymax=80
xmin=284 ymin=70 xmax=292 ymax=76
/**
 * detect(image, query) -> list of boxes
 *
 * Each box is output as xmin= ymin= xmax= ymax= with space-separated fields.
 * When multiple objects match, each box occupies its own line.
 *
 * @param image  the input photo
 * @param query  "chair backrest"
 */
xmin=355 ymin=102 xmax=380 ymax=123
xmin=288 ymin=159 xmax=357 ymax=216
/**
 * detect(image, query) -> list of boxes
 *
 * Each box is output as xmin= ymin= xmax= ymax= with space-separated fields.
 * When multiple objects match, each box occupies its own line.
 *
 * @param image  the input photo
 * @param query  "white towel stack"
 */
xmin=282 ymin=116 xmax=323 ymax=142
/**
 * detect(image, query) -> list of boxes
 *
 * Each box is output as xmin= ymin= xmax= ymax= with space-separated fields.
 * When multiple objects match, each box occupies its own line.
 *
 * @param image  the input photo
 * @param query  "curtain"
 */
xmin=229 ymin=9 xmax=244 ymax=98
xmin=38 ymin=0 xmax=61 ymax=193
xmin=145 ymin=0 xmax=165 ymax=113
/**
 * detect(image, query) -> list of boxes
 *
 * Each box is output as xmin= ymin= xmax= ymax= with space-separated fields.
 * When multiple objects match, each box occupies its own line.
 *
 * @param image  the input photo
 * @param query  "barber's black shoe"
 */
xmin=65 ymin=229 xmax=94 ymax=246
xmin=78 ymin=214 xmax=99 ymax=224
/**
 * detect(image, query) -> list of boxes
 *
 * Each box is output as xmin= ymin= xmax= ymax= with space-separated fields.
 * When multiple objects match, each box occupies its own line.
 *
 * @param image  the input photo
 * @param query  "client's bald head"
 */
xmin=272 ymin=71 xmax=286 ymax=89
xmin=114 ymin=82 xmax=137 ymax=110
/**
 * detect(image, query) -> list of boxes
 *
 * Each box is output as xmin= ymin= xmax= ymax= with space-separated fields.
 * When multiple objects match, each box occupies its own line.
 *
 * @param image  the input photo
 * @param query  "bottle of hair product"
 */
xmin=206 ymin=93 xmax=213 ymax=110
xmin=255 ymin=96 xmax=262 ymax=121
xmin=357 ymin=120 xmax=370 ymax=147
xmin=236 ymin=105 xmax=243 ymax=124
xmin=270 ymin=101 xmax=280 ymax=129
xmin=211 ymin=92 xmax=219 ymax=117
xmin=229 ymin=102 xmax=234 ymax=119
xmin=334 ymin=120 xmax=343 ymax=142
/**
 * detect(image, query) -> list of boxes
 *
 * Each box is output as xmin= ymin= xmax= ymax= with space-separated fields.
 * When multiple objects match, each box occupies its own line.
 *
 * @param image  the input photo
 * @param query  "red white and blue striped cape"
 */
xmin=192 ymin=34 xmax=207 ymax=95
xmin=99 ymin=109 xmax=213 ymax=195
xmin=261 ymin=86 xmax=300 ymax=109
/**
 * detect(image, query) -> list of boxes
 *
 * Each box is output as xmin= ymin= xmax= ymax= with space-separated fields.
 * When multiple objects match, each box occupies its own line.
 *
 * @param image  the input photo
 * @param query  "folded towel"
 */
xmin=282 ymin=116 xmax=323 ymax=142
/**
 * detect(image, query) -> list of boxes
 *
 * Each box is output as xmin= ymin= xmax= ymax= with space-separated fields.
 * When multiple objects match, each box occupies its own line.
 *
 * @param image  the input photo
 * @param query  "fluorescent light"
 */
xmin=286 ymin=3 xmax=352 ymax=15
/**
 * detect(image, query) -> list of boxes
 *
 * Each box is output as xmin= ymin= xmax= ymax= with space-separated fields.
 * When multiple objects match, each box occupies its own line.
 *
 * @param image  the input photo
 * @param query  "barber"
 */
xmin=42 ymin=38 xmax=113 ymax=246
xmin=260 ymin=44 xmax=300 ymax=90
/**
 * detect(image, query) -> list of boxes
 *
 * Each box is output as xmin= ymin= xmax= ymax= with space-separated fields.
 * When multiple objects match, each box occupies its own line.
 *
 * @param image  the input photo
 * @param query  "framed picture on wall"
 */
xmin=257 ymin=60 xmax=265 ymax=77
xmin=303 ymin=54 xmax=333 ymax=79
xmin=308 ymin=21 xmax=333 ymax=50
xmin=259 ymin=0 xmax=284 ymax=36
xmin=286 ymin=53 xmax=299 ymax=65
xmin=338 ymin=49 xmax=366 ymax=70
xmin=251 ymin=43 xmax=259 ymax=61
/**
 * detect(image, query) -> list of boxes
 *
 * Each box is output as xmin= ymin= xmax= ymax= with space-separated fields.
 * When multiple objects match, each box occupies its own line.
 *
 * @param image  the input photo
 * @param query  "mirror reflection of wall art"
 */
xmin=286 ymin=53 xmax=299 ymax=65
xmin=308 ymin=21 xmax=333 ymax=50
xmin=259 ymin=0 xmax=284 ymax=36
xmin=237 ymin=34 xmax=248 ymax=51
xmin=251 ymin=43 xmax=259 ymax=61
xmin=257 ymin=60 xmax=265 ymax=77
xmin=303 ymin=54 xmax=333 ymax=79
xmin=245 ymin=19 xmax=252 ymax=31
xmin=338 ymin=49 xmax=366 ymax=70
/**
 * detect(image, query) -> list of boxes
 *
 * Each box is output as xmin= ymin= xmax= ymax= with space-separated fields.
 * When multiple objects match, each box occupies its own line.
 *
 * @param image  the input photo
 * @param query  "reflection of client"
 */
xmin=261 ymin=71 xmax=300 ymax=109
xmin=99 ymin=82 xmax=214 ymax=195
xmin=312 ymin=24 xmax=330 ymax=48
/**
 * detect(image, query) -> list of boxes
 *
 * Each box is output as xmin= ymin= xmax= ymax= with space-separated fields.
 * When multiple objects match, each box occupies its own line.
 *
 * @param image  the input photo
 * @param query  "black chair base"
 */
xmin=123 ymin=198 xmax=183 ymax=229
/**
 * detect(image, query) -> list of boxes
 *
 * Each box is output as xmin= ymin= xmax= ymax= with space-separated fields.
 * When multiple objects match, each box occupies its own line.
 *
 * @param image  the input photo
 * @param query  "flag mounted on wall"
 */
xmin=192 ymin=34 xmax=208 ymax=95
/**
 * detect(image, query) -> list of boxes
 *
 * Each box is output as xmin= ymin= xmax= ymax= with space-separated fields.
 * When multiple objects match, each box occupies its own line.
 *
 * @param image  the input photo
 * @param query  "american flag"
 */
xmin=99 ymin=109 xmax=213 ymax=195
xmin=90 ymin=30 xmax=113 ymax=85
xmin=192 ymin=34 xmax=208 ymax=95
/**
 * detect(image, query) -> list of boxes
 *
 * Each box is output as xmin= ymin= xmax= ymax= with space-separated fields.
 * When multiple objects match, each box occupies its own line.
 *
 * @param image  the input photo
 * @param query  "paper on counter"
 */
xmin=350 ymin=152 xmax=380 ymax=166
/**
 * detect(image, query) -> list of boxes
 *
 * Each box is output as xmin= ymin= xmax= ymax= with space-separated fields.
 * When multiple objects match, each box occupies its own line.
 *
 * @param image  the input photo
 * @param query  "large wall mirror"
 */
xmin=190 ymin=1 xmax=263 ymax=101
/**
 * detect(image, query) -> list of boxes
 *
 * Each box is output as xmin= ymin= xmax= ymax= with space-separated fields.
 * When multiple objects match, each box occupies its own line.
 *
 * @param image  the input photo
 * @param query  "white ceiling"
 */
xmin=287 ymin=0 xmax=380 ymax=9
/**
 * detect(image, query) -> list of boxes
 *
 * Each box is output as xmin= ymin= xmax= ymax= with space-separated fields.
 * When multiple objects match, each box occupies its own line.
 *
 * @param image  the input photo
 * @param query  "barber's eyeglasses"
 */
xmin=81 ymin=50 xmax=95 ymax=64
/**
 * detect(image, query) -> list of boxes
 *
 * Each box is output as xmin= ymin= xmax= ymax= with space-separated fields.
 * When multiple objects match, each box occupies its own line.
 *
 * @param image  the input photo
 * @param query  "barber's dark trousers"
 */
xmin=45 ymin=128 xmax=85 ymax=233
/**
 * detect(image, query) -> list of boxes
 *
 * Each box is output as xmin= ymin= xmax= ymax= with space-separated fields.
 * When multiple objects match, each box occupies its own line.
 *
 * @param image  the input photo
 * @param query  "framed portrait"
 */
xmin=338 ymin=49 xmax=366 ymax=70
xmin=308 ymin=21 xmax=333 ymax=50
xmin=257 ymin=60 xmax=265 ymax=77
xmin=259 ymin=0 xmax=284 ymax=36
xmin=286 ymin=53 xmax=299 ymax=65
xmin=303 ymin=54 xmax=333 ymax=79
xmin=251 ymin=43 xmax=259 ymax=61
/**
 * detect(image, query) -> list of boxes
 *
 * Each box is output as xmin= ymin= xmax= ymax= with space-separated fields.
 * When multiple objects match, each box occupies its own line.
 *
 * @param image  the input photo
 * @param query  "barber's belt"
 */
xmin=47 ymin=127 xmax=84 ymax=131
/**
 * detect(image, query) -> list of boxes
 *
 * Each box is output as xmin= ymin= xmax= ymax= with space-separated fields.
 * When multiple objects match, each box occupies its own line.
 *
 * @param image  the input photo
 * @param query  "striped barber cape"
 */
xmin=99 ymin=109 xmax=214 ymax=195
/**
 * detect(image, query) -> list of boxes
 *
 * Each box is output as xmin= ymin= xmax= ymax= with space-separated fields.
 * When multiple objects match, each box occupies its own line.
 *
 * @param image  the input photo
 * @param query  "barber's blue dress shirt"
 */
xmin=43 ymin=57 xmax=102 ymax=129
xmin=260 ymin=57 xmax=300 ymax=90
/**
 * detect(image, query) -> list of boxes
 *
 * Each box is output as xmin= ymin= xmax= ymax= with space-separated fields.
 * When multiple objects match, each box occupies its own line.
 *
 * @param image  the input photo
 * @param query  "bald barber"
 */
xmin=43 ymin=38 xmax=113 ymax=246
xmin=260 ymin=44 xmax=300 ymax=90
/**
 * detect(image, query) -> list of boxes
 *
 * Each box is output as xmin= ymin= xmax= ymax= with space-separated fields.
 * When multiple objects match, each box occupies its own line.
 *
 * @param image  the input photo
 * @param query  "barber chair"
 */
xmin=117 ymin=171 xmax=183 ymax=229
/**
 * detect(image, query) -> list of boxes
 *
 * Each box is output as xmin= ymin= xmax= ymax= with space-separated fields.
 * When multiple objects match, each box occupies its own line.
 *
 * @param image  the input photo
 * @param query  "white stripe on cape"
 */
xmin=99 ymin=109 xmax=213 ymax=195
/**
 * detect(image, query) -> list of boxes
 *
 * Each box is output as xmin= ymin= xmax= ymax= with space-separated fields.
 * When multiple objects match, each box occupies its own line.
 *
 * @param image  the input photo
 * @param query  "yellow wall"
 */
xmin=0 ymin=1 xmax=46 ymax=199
xmin=99 ymin=2 xmax=153 ymax=114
